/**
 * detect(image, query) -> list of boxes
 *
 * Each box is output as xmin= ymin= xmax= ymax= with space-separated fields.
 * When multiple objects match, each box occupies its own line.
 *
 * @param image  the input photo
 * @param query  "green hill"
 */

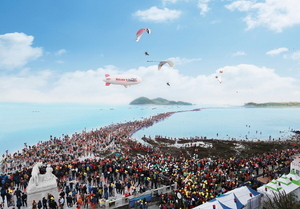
xmin=129 ymin=97 xmax=155 ymax=105
xmin=130 ymin=97 xmax=192 ymax=105
xmin=244 ymin=102 xmax=300 ymax=107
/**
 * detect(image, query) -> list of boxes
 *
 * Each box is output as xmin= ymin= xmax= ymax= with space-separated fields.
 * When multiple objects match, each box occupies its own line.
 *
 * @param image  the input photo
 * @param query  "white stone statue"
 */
xmin=27 ymin=163 xmax=59 ymax=208
xmin=31 ymin=162 xmax=43 ymax=186
xmin=45 ymin=164 xmax=56 ymax=181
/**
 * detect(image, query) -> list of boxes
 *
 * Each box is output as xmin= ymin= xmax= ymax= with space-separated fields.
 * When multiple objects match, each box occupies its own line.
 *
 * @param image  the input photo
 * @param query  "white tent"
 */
xmin=233 ymin=186 xmax=261 ymax=205
xmin=257 ymin=170 xmax=300 ymax=201
xmin=194 ymin=186 xmax=261 ymax=209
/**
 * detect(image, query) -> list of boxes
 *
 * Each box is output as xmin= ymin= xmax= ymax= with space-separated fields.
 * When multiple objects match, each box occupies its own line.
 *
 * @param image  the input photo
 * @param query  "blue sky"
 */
xmin=0 ymin=0 xmax=300 ymax=105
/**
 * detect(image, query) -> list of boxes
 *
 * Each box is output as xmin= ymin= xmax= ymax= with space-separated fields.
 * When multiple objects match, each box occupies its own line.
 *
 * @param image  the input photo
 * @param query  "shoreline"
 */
xmin=1 ymin=107 xmax=299 ymax=161
xmin=2 ymin=105 xmax=299 ymax=156
xmin=140 ymin=135 xmax=300 ymax=159
xmin=0 ymin=109 xmax=299 ymax=209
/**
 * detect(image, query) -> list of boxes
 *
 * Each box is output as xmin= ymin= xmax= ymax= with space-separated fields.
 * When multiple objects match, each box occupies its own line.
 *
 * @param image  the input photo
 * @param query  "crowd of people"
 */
xmin=0 ymin=110 xmax=298 ymax=209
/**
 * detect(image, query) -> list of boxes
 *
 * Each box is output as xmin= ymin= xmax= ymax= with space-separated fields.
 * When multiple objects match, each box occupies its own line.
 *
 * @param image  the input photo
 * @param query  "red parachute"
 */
xmin=136 ymin=28 xmax=151 ymax=42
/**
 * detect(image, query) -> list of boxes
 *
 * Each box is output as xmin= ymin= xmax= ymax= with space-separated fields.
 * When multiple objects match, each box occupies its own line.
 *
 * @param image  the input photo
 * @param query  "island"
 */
xmin=129 ymin=97 xmax=193 ymax=105
xmin=244 ymin=102 xmax=300 ymax=107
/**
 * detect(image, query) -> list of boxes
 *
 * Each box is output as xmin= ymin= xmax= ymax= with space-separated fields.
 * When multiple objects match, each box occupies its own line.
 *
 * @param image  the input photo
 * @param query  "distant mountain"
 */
xmin=244 ymin=102 xmax=300 ymax=107
xmin=130 ymin=97 xmax=192 ymax=105
xmin=130 ymin=97 xmax=155 ymax=105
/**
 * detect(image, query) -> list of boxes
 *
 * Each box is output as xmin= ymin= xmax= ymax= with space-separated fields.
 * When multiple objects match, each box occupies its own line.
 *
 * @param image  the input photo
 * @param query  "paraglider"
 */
xmin=145 ymin=52 xmax=149 ymax=56
xmin=147 ymin=60 xmax=174 ymax=70
xmin=215 ymin=76 xmax=222 ymax=84
xmin=158 ymin=61 xmax=174 ymax=70
xmin=215 ymin=69 xmax=223 ymax=83
xmin=136 ymin=28 xmax=151 ymax=42
xmin=103 ymin=74 xmax=142 ymax=88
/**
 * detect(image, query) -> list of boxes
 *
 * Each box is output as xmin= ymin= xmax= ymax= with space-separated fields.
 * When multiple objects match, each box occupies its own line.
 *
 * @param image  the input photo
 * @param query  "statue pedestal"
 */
xmin=27 ymin=174 xmax=59 ymax=205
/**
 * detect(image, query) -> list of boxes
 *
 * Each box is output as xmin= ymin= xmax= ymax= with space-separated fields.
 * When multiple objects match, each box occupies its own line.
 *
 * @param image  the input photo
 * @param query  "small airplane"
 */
xmin=103 ymin=74 xmax=142 ymax=88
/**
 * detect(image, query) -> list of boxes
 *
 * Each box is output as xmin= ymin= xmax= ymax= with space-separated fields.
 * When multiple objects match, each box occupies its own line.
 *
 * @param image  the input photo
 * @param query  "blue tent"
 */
xmin=195 ymin=186 xmax=261 ymax=209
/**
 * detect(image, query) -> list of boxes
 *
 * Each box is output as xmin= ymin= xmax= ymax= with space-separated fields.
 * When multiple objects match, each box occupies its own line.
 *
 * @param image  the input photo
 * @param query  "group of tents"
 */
xmin=257 ymin=169 xmax=300 ymax=201
xmin=194 ymin=186 xmax=261 ymax=209
xmin=195 ymin=170 xmax=300 ymax=209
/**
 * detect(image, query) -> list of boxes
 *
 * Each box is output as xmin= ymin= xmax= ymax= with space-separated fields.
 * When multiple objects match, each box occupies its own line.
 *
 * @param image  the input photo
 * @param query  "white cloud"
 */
xmin=55 ymin=49 xmax=67 ymax=56
xmin=133 ymin=6 xmax=182 ymax=22
xmin=225 ymin=0 xmax=254 ymax=12
xmin=198 ymin=0 xmax=212 ymax=16
xmin=210 ymin=19 xmax=221 ymax=24
xmin=232 ymin=51 xmax=246 ymax=56
xmin=290 ymin=50 xmax=300 ymax=60
xmin=283 ymin=50 xmax=300 ymax=60
xmin=56 ymin=60 xmax=65 ymax=64
xmin=176 ymin=25 xmax=187 ymax=30
xmin=168 ymin=57 xmax=202 ymax=65
xmin=162 ymin=0 xmax=178 ymax=4
xmin=0 ymin=64 xmax=299 ymax=105
xmin=266 ymin=47 xmax=289 ymax=56
xmin=225 ymin=0 xmax=300 ymax=32
xmin=0 ymin=32 xmax=43 ymax=70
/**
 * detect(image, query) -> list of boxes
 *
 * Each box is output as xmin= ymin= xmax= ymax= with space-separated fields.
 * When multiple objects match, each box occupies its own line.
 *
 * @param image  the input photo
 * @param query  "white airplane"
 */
xmin=103 ymin=74 xmax=142 ymax=88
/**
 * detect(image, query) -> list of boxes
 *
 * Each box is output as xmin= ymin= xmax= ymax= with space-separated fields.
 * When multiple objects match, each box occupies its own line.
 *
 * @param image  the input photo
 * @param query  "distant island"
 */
xmin=244 ymin=102 xmax=300 ymax=107
xmin=130 ymin=97 xmax=193 ymax=105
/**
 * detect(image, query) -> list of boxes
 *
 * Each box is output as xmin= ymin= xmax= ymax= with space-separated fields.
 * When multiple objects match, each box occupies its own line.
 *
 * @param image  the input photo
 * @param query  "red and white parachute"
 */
xmin=147 ymin=60 xmax=174 ymax=70
xmin=136 ymin=28 xmax=151 ymax=42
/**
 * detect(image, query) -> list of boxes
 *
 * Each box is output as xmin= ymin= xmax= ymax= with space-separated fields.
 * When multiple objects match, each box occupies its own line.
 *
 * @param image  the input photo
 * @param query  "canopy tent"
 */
xmin=194 ymin=186 xmax=261 ymax=209
xmin=284 ymin=170 xmax=300 ymax=182
xmin=257 ymin=170 xmax=300 ymax=201
xmin=196 ymin=198 xmax=232 ymax=209
xmin=233 ymin=186 xmax=261 ymax=205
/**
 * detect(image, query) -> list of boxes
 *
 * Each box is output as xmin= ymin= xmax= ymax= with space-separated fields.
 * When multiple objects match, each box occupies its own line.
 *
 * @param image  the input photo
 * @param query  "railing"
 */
xmin=101 ymin=184 xmax=177 ymax=208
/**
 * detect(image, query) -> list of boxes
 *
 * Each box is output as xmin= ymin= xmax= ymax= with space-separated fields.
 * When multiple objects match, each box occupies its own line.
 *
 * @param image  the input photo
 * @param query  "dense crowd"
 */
xmin=0 ymin=110 xmax=298 ymax=209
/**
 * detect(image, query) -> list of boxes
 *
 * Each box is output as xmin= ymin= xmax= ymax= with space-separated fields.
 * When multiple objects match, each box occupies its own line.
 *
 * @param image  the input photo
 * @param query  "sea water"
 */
xmin=0 ymin=103 xmax=299 ymax=155
xmin=132 ymin=107 xmax=300 ymax=142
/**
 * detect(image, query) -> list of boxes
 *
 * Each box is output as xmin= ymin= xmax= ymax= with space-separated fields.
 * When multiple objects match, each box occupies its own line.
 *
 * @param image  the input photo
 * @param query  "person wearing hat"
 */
xmin=32 ymin=200 xmax=37 ymax=209
xmin=49 ymin=198 xmax=58 ymax=209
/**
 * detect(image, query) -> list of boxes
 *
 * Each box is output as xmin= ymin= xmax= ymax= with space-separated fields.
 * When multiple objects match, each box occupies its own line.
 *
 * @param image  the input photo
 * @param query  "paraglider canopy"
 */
xmin=215 ymin=76 xmax=222 ymax=84
xmin=136 ymin=28 xmax=151 ymax=42
xmin=147 ymin=60 xmax=174 ymax=70
xmin=158 ymin=61 xmax=174 ymax=70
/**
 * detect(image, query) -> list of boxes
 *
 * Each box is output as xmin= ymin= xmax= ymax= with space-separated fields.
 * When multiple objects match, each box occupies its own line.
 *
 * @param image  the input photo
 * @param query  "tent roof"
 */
xmin=230 ymin=186 xmax=260 ymax=205
xmin=194 ymin=186 xmax=259 ymax=209
xmin=257 ymin=171 xmax=300 ymax=195
xmin=195 ymin=199 xmax=228 ymax=209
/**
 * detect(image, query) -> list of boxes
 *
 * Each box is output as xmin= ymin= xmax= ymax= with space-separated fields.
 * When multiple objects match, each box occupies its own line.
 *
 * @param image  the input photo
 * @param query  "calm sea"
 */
xmin=0 ymin=103 xmax=299 ymax=156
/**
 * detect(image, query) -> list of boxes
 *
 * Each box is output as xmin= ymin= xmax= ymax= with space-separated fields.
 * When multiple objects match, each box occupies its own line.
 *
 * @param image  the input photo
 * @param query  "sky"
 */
xmin=0 ymin=0 xmax=300 ymax=106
